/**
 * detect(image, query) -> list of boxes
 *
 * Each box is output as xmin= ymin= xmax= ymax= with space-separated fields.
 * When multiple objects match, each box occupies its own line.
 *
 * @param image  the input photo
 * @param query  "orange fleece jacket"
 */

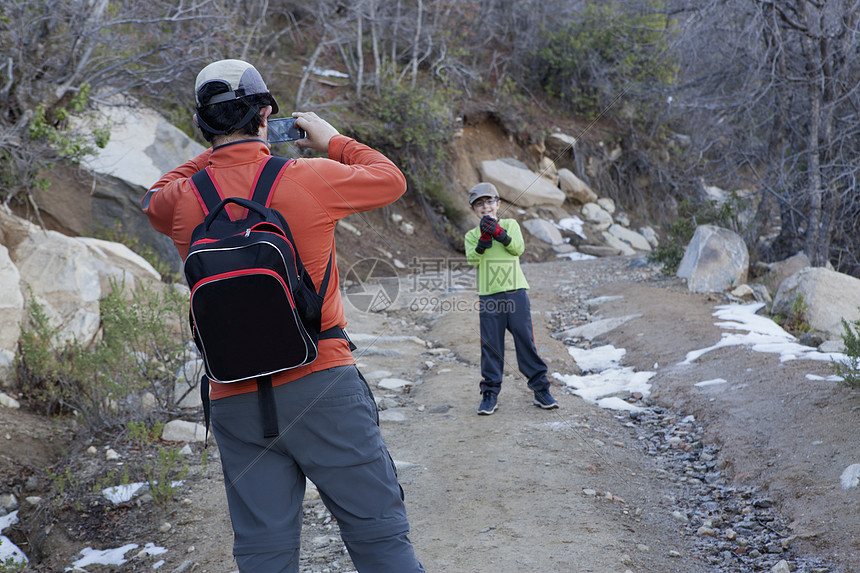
xmin=142 ymin=135 xmax=406 ymax=400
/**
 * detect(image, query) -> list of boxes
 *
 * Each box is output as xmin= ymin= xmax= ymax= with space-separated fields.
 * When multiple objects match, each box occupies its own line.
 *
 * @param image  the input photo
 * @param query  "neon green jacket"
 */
xmin=464 ymin=218 xmax=530 ymax=295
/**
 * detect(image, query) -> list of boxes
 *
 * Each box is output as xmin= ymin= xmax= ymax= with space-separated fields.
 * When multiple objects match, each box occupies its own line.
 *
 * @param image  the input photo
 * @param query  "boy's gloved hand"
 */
xmin=475 ymin=231 xmax=493 ymax=254
xmin=480 ymin=215 xmax=497 ymax=235
xmin=492 ymin=224 xmax=511 ymax=246
xmin=480 ymin=215 xmax=511 ymax=246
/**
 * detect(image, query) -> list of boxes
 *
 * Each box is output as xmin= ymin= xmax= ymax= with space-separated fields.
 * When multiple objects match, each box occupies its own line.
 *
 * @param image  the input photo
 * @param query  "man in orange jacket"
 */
xmin=142 ymin=59 xmax=424 ymax=573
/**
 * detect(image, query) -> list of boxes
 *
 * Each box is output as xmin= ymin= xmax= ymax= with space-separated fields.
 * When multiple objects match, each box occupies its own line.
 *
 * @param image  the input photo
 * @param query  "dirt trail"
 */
xmin=3 ymin=254 xmax=857 ymax=572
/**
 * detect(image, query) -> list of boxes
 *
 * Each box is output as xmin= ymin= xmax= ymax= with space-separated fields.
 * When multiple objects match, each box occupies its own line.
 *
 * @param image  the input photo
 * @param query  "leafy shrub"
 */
xmin=772 ymin=293 xmax=811 ymax=335
xmin=647 ymin=194 xmax=743 ymax=275
xmin=145 ymin=445 xmax=189 ymax=505
xmin=832 ymin=315 xmax=860 ymax=389
xmin=534 ymin=1 xmax=677 ymax=117
xmin=357 ymin=82 xmax=451 ymax=194
xmin=16 ymin=278 xmax=190 ymax=433
xmin=2 ymin=83 xmax=111 ymax=204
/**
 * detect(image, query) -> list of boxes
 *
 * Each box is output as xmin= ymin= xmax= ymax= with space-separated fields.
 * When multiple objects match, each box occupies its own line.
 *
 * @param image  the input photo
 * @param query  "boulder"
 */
xmin=580 ymin=202 xmax=613 ymax=231
xmin=600 ymin=229 xmax=636 ymax=256
xmin=77 ymin=99 xmax=205 ymax=194
xmin=10 ymin=214 xmax=162 ymax=347
xmin=14 ymin=230 xmax=105 ymax=346
xmin=772 ymin=267 xmax=860 ymax=339
xmin=0 ymin=244 xmax=23 ymax=361
xmin=36 ymin=100 xmax=205 ymax=274
xmin=597 ymin=197 xmax=616 ymax=214
xmin=604 ymin=224 xmax=651 ymax=252
xmin=522 ymin=219 xmax=564 ymax=246
xmin=545 ymin=133 xmax=577 ymax=157
xmin=538 ymin=157 xmax=558 ymax=185
xmin=557 ymin=169 xmax=597 ymax=205
xmin=638 ymin=226 xmax=660 ymax=248
xmin=478 ymin=159 xmax=566 ymax=207
xmin=578 ymin=245 xmax=623 ymax=257
xmin=161 ymin=419 xmax=208 ymax=443
xmin=676 ymin=225 xmax=749 ymax=293
xmin=764 ymin=252 xmax=810 ymax=295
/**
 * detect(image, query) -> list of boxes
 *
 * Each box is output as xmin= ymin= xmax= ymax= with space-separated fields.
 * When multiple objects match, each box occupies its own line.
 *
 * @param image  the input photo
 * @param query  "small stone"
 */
xmin=87 ymin=446 xmax=98 ymax=455
xmin=671 ymin=510 xmax=689 ymax=523
xmin=0 ymin=493 xmax=18 ymax=511
xmin=725 ymin=528 xmax=737 ymax=541
xmin=159 ymin=522 xmax=172 ymax=532
xmin=668 ymin=550 xmax=681 ymax=558
xmin=697 ymin=526 xmax=715 ymax=537
xmin=770 ymin=560 xmax=792 ymax=573
xmin=582 ymin=489 xmax=598 ymax=497
xmin=105 ymin=448 xmax=120 ymax=461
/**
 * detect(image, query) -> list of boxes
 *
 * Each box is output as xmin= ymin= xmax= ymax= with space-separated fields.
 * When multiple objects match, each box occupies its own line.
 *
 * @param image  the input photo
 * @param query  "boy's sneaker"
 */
xmin=533 ymin=389 xmax=559 ymax=409
xmin=477 ymin=392 xmax=498 ymax=415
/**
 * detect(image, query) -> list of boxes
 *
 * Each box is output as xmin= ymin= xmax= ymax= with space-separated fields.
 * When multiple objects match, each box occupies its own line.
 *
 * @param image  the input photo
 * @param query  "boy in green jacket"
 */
xmin=464 ymin=182 xmax=560 ymax=415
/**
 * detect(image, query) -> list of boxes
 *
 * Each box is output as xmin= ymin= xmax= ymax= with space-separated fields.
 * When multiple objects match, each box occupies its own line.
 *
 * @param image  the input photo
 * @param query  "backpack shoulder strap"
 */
xmin=249 ymin=155 xmax=334 ymax=298
xmin=189 ymin=167 xmax=222 ymax=216
xmin=250 ymin=156 xmax=290 ymax=207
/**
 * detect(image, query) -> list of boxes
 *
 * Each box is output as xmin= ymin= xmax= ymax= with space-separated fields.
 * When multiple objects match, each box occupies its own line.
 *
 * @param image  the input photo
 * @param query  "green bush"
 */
xmin=16 ymin=278 xmax=190 ymax=433
xmin=534 ymin=1 xmax=676 ymax=117
xmin=832 ymin=315 xmax=860 ymax=389
xmin=3 ymin=83 xmax=111 ymax=204
xmin=145 ymin=445 xmax=189 ymax=506
xmin=356 ymin=83 xmax=451 ymax=194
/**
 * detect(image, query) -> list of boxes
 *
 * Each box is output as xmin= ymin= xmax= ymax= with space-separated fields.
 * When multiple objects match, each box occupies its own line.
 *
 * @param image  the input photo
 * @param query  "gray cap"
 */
xmin=195 ymin=59 xmax=279 ymax=114
xmin=468 ymin=182 xmax=500 ymax=205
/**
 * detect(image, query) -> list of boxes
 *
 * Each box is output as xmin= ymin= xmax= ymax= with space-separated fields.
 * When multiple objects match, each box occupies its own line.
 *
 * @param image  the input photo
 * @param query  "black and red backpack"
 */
xmin=184 ymin=155 xmax=350 ymax=438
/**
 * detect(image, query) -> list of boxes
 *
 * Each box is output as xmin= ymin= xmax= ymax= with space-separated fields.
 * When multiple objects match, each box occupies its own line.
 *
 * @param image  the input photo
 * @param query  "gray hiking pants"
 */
xmin=210 ymin=365 xmax=424 ymax=573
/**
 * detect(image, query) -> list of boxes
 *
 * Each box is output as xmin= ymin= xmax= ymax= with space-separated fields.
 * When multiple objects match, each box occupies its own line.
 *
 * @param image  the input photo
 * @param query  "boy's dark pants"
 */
xmin=478 ymin=288 xmax=550 ymax=395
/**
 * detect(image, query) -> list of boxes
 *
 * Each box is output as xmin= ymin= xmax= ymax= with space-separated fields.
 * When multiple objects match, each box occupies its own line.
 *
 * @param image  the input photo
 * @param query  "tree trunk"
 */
xmin=410 ymin=0 xmax=423 ymax=89
xmin=356 ymin=10 xmax=364 ymax=98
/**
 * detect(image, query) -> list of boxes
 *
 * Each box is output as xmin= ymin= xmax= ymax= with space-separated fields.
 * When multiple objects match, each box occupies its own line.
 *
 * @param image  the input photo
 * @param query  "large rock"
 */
xmin=604 ymin=224 xmax=652 ymax=253
xmin=34 ymin=100 xmax=205 ymax=274
xmin=522 ymin=219 xmax=564 ymax=246
xmin=545 ymin=133 xmax=577 ymax=157
xmin=676 ymin=225 xmax=749 ymax=293
xmin=639 ymin=226 xmax=660 ymax=248
xmin=600 ymin=230 xmax=636 ymax=256
xmin=557 ymin=169 xmax=597 ymax=205
xmin=772 ymin=267 xmax=860 ymax=339
xmin=78 ymin=100 xmax=205 ymax=194
xmin=0 ymin=244 xmax=23 ymax=360
xmin=11 ymin=219 xmax=162 ymax=347
xmin=764 ymin=252 xmax=810 ymax=295
xmin=478 ymin=159 xmax=566 ymax=207
xmin=581 ymin=202 xmax=613 ymax=231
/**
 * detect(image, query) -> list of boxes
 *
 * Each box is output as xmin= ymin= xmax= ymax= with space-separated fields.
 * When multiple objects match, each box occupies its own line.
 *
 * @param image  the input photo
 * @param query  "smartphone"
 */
xmin=268 ymin=117 xmax=306 ymax=144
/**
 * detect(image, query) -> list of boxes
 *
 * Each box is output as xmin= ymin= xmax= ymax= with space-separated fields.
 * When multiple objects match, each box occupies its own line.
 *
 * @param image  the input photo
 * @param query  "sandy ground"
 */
xmin=2 ymin=254 xmax=858 ymax=572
